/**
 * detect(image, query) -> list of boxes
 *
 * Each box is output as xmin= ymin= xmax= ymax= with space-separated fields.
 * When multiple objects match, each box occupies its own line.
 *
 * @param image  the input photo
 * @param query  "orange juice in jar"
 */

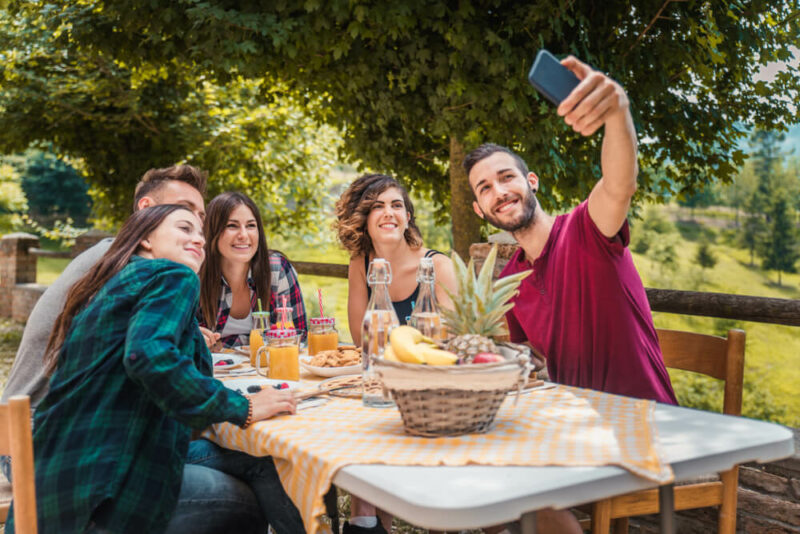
xmin=308 ymin=317 xmax=338 ymax=355
xmin=256 ymin=328 xmax=300 ymax=381
xmin=250 ymin=311 xmax=270 ymax=367
xmin=272 ymin=307 xmax=295 ymax=330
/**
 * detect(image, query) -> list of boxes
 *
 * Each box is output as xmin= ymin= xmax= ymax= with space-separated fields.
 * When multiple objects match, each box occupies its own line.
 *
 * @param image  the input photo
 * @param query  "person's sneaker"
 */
xmin=342 ymin=521 xmax=389 ymax=534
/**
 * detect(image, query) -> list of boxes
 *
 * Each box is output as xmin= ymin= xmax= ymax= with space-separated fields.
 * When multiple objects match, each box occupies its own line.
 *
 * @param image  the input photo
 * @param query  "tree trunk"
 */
xmin=449 ymin=137 xmax=483 ymax=261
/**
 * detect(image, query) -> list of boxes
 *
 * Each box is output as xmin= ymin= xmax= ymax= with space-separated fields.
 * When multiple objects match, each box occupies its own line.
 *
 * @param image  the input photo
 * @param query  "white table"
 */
xmin=332 ymin=403 xmax=795 ymax=532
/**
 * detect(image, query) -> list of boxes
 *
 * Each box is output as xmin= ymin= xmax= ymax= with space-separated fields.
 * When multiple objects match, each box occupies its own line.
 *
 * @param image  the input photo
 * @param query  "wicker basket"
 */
xmin=373 ymin=346 xmax=531 ymax=437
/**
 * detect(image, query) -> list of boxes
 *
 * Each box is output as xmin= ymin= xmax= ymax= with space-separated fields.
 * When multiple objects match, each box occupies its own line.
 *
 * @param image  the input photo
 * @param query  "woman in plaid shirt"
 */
xmin=6 ymin=205 xmax=298 ymax=534
xmin=199 ymin=192 xmax=307 ymax=347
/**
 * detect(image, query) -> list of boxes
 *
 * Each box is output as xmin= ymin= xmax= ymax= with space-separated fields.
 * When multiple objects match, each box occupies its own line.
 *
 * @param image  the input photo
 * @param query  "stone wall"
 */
xmin=0 ymin=233 xmax=40 ymax=320
xmin=0 ymin=232 xmax=111 ymax=320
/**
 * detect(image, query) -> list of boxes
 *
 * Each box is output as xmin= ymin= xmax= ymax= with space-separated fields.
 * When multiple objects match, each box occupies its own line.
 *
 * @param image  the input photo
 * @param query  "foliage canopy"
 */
xmin=0 ymin=9 xmax=342 ymax=234
xmin=1 ymin=1 xmax=799 ymax=251
xmin=15 ymin=1 xmax=799 ymax=205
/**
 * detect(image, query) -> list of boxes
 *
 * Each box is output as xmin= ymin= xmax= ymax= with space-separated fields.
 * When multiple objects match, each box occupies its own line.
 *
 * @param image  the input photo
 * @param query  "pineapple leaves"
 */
xmin=441 ymin=246 xmax=532 ymax=337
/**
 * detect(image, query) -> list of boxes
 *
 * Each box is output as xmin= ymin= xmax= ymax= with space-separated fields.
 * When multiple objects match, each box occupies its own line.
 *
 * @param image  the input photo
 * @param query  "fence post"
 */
xmin=72 ymin=229 xmax=113 ymax=258
xmin=0 ymin=233 xmax=40 ymax=318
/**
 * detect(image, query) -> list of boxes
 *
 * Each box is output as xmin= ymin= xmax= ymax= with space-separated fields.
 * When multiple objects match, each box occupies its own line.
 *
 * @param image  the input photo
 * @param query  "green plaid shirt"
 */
xmin=7 ymin=256 xmax=248 ymax=534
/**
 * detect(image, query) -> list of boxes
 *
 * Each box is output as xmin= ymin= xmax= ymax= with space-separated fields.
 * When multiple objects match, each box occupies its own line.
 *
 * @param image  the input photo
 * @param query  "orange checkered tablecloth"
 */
xmin=203 ymin=385 xmax=673 ymax=533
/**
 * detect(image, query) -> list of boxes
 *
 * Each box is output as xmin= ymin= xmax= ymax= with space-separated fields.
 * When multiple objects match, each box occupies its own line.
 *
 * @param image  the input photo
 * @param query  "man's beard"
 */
xmin=481 ymin=188 xmax=537 ymax=233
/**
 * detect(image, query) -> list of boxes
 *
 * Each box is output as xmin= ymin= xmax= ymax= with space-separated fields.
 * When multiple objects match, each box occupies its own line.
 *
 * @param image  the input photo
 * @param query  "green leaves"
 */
xmin=2 ymin=0 xmax=799 ymax=235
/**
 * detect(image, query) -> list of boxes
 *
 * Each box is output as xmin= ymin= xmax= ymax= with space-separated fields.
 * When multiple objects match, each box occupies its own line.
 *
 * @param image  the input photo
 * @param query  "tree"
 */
xmin=21 ymin=151 xmax=91 ymax=226
xmin=695 ymin=241 xmax=717 ymax=271
xmin=0 ymin=156 xmax=27 ymax=234
xmin=12 ymin=1 xmax=798 ymax=259
xmin=762 ymin=195 xmax=798 ymax=285
xmin=749 ymin=130 xmax=788 ymax=218
xmin=742 ymin=206 xmax=766 ymax=267
xmin=0 ymin=15 xmax=342 ymax=233
xmin=678 ymin=185 xmax=716 ymax=220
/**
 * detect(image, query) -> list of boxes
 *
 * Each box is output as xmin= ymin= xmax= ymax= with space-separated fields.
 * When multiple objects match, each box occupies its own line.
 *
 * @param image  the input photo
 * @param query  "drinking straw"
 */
xmin=257 ymin=298 xmax=264 ymax=314
xmin=281 ymin=295 xmax=288 ymax=328
xmin=317 ymin=288 xmax=325 ymax=318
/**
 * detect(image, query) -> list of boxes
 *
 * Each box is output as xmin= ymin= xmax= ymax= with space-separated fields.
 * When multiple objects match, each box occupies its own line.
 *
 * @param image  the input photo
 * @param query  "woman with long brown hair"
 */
xmin=199 ymin=192 xmax=307 ymax=347
xmin=6 ymin=204 xmax=298 ymax=534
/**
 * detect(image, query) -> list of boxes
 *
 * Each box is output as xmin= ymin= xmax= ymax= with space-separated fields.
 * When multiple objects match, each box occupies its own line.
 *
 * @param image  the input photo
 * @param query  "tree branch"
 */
xmin=625 ymin=0 xmax=688 ymax=58
xmin=442 ymin=101 xmax=474 ymax=112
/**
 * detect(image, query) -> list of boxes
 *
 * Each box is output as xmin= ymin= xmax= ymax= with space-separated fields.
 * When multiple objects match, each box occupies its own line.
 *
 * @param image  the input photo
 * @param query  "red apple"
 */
xmin=472 ymin=353 xmax=504 ymax=364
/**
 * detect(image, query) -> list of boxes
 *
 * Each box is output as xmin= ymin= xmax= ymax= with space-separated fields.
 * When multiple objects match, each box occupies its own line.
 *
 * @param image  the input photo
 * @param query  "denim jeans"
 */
xmin=85 ymin=461 xmax=267 ymax=534
xmin=0 ymin=454 xmax=10 ymax=481
xmin=184 ymin=439 xmax=306 ymax=534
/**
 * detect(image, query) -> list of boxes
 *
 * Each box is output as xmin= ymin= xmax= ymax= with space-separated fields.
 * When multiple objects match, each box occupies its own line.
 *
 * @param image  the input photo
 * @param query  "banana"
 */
xmin=418 ymin=346 xmax=458 ymax=366
xmin=389 ymin=325 xmax=433 ymax=364
xmin=383 ymin=344 xmax=400 ymax=362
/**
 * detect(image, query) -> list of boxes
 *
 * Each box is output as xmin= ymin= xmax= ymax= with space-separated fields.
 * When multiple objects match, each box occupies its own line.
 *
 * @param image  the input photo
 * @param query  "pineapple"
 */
xmin=440 ymin=245 xmax=532 ymax=363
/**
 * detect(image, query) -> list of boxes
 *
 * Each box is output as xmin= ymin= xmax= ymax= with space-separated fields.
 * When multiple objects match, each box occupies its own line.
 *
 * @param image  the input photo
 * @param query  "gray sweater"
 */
xmin=1 ymin=239 xmax=113 ymax=411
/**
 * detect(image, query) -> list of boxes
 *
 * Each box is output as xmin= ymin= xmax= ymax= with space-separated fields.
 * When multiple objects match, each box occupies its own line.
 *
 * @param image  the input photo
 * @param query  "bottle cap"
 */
xmin=309 ymin=317 xmax=336 ymax=326
xmin=266 ymin=328 xmax=297 ymax=339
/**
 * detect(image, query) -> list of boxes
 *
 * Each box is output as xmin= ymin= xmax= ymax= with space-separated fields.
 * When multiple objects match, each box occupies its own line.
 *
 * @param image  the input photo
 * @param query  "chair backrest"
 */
xmin=657 ymin=328 xmax=746 ymax=416
xmin=0 ymin=395 xmax=38 ymax=534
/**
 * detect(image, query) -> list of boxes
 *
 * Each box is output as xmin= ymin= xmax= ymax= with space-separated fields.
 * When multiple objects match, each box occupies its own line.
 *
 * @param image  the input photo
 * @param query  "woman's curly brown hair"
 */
xmin=334 ymin=173 xmax=423 ymax=258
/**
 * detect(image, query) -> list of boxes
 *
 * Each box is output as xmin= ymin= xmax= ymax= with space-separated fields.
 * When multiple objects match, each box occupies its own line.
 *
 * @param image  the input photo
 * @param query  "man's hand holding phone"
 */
xmin=557 ymin=56 xmax=629 ymax=137
xmin=529 ymin=50 xmax=630 ymax=137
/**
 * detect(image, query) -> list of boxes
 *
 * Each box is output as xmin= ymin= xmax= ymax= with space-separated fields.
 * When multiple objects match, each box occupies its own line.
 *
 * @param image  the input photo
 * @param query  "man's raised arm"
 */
xmin=558 ymin=56 xmax=638 ymax=238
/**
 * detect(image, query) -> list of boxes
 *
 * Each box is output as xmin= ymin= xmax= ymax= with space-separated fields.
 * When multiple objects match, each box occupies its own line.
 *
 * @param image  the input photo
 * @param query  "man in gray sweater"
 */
xmin=0 ymin=165 xmax=208 ymax=415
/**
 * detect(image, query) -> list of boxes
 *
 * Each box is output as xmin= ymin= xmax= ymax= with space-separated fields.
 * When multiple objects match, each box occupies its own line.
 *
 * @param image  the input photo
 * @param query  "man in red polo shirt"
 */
xmin=465 ymin=56 xmax=677 ymax=533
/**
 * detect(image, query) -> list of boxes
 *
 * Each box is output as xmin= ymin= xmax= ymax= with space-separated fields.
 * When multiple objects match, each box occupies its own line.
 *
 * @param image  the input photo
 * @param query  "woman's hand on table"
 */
xmin=251 ymin=388 xmax=297 ymax=420
xmin=199 ymin=326 xmax=221 ymax=349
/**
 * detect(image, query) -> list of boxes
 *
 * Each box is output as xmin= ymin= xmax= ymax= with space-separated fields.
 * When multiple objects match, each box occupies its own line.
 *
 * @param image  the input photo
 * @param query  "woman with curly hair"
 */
xmin=199 ymin=191 xmax=307 ymax=347
xmin=334 ymin=173 xmax=457 ymax=533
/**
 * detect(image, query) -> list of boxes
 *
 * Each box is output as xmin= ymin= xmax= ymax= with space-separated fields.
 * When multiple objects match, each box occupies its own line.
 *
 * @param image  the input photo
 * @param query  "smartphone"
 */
xmin=528 ymin=49 xmax=580 ymax=106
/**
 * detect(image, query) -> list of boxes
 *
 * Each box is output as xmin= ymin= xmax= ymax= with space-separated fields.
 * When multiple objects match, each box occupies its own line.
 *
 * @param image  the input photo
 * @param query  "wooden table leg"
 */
xmin=520 ymin=511 xmax=537 ymax=534
xmin=659 ymin=484 xmax=675 ymax=534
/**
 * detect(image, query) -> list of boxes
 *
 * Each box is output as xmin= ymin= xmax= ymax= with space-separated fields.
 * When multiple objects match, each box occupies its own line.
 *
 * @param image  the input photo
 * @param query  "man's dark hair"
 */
xmin=463 ymin=143 xmax=530 ymax=180
xmin=132 ymin=165 xmax=208 ymax=211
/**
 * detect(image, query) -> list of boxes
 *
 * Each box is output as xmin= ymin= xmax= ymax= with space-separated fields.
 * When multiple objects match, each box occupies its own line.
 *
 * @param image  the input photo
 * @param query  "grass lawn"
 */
xmin=37 ymin=256 xmax=71 ymax=285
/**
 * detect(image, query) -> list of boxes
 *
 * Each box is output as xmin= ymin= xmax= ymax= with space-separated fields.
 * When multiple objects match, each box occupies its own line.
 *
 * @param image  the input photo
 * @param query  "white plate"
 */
xmin=211 ymin=352 xmax=249 ymax=370
xmin=221 ymin=377 xmax=301 ymax=395
xmin=299 ymin=355 xmax=361 ymax=377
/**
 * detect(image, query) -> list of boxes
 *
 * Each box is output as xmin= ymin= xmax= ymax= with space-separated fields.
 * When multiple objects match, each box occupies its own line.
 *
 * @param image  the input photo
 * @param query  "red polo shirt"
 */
xmin=501 ymin=201 xmax=677 ymax=404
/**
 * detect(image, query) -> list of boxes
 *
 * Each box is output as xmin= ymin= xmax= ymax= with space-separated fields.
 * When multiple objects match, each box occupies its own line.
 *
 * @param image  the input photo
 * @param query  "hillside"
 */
xmin=631 ymin=205 xmax=799 ymax=426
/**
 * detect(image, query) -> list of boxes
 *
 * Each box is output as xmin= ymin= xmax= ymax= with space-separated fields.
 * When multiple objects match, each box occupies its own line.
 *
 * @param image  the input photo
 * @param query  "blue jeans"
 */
xmin=183 ymin=439 xmax=306 ymax=534
xmin=85 ymin=462 xmax=266 ymax=534
xmin=0 ymin=454 xmax=10 ymax=481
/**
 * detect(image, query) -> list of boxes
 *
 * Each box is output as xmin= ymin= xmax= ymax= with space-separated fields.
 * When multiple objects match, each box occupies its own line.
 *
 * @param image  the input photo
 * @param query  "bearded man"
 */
xmin=465 ymin=53 xmax=677 ymax=534
xmin=465 ymin=56 xmax=677 ymax=405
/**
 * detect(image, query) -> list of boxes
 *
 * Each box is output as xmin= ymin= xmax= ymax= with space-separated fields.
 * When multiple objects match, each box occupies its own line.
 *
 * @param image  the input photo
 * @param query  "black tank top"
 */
xmin=365 ymin=249 xmax=445 ymax=325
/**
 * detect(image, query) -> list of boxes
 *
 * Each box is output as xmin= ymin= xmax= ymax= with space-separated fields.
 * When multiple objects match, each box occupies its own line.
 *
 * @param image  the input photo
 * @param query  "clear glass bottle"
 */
xmin=409 ymin=256 xmax=443 ymax=340
xmin=361 ymin=258 xmax=399 ymax=408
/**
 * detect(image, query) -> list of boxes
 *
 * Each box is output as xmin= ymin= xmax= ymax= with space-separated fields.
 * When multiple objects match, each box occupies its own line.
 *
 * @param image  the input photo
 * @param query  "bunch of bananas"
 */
xmin=384 ymin=326 xmax=458 ymax=366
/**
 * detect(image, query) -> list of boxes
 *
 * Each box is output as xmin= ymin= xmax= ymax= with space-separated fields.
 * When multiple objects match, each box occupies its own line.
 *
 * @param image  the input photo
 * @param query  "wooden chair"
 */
xmin=0 ymin=395 xmax=38 ymax=534
xmin=589 ymin=328 xmax=746 ymax=534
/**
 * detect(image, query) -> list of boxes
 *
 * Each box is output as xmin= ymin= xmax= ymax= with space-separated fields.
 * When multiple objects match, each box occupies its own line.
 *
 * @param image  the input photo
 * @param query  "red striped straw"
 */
xmin=317 ymin=289 xmax=325 ymax=318
xmin=281 ymin=295 xmax=288 ymax=328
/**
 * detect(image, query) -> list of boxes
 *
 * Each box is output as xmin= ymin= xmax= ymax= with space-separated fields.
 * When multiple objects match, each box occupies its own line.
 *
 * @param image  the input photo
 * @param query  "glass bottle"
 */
xmin=409 ymin=256 xmax=442 ymax=340
xmin=361 ymin=258 xmax=399 ymax=408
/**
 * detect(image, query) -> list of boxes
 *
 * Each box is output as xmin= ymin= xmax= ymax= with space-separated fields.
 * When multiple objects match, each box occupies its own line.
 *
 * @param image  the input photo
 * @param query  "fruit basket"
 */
xmin=374 ymin=345 xmax=531 ymax=437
